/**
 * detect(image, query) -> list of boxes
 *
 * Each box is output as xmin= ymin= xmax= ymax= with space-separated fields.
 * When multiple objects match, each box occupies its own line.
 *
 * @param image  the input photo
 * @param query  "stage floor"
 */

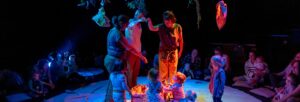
xmin=45 ymin=77 xmax=261 ymax=102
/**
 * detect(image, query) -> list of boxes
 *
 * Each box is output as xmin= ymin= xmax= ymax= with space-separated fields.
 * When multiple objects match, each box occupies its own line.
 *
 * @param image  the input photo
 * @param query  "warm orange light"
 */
xmin=164 ymin=91 xmax=173 ymax=101
xmin=131 ymin=85 xmax=148 ymax=95
xmin=131 ymin=85 xmax=148 ymax=102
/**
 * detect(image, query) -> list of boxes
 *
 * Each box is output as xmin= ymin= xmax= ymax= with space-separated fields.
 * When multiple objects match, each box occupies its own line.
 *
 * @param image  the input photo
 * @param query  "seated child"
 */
xmin=147 ymin=68 xmax=164 ymax=102
xmin=184 ymin=90 xmax=197 ymax=102
xmin=209 ymin=55 xmax=226 ymax=102
xmin=272 ymin=73 xmax=298 ymax=102
xmin=250 ymin=56 xmax=269 ymax=86
xmin=28 ymin=72 xmax=47 ymax=98
xmin=180 ymin=63 xmax=195 ymax=79
xmin=110 ymin=61 xmax=131 ymax=102
xmin=164 ymin=72 xmax=186 ymax=101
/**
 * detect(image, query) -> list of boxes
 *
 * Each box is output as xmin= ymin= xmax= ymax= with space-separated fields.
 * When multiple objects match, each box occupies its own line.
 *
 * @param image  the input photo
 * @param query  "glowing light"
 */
xmin=48 ymin=62 xmax=52 ymax=68
xmin=131 ymin=85 xmax=148 ymax=102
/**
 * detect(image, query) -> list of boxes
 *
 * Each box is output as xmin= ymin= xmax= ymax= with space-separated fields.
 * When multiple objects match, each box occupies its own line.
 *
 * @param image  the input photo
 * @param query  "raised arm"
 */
xmin=119 ymin=36 xmax=148 ymax=64
xmin=275 ymin=63 xmax=291 ymax=76
xmin=128 ymin=17 xmax=146 ymax=28
xmin=147 ymin=18 xmax=159 ymax=32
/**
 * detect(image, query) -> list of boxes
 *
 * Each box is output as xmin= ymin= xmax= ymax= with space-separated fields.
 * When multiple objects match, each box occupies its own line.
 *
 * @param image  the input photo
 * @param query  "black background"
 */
xmin=1 ymin=0 xmax=300 ymax=77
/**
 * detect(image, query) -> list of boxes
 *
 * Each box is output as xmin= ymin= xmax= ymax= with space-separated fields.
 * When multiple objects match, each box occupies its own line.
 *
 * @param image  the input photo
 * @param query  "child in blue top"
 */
xmin=110 ymin=61 xmax=131 ymax=102
xmin=209 ymin=55 xmax=226 ymax=102
xmin=147 ymin=68 xmax=164 ymax=102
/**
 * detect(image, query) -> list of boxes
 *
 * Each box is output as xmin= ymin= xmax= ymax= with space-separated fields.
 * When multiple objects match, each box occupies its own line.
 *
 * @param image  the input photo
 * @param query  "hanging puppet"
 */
xmin=92 ymin=0 xmax=111 ymax=27
xmin=216 ymin=0 xmax=228 ymax=30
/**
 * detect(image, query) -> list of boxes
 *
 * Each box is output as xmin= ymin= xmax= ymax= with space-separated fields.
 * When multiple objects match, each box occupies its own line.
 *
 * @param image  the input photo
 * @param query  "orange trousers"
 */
xmin=159 ymin=50 xmax=178 ymax=82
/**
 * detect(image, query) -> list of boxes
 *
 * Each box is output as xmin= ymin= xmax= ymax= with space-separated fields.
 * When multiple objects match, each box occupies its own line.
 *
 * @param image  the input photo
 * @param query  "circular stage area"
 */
xmin=46 ymin=77 xmax=261 ymax=102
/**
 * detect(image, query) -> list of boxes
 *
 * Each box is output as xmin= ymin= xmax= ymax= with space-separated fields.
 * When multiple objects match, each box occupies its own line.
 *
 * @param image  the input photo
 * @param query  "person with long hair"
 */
xmin=104 ymin=15 xmax=148 ymax=102
xmin=279 ymin=60 xmax=300 ymax=102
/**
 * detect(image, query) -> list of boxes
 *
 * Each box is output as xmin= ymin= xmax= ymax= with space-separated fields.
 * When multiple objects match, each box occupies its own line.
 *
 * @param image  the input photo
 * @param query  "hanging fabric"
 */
xmin=216 ymin=0 xmax=228 ymax=30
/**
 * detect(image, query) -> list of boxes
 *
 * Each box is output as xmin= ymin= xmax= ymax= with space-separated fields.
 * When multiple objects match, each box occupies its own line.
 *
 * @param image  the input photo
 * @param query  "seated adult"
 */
xmin=272 ymin=52 xmax=300 ymax=88
xmin=233 ymin=51 xmax=256 ymax=83
xmin=278 ymin=60 xmax=300 ymax=102
xmin=33 ymin=59 xmax=55 ymax=92
xmin=180 ymin=48 xmax=201 ymax=79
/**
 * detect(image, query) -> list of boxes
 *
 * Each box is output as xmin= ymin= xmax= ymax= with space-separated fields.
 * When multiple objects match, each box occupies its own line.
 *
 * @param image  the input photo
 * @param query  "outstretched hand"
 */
xmin=141 ymin=56 xmax=148 ymax=64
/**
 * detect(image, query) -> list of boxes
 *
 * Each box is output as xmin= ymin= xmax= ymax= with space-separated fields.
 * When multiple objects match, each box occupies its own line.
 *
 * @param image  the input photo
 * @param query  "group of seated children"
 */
xmin=109 ymin=60 xmax=198 ymax=102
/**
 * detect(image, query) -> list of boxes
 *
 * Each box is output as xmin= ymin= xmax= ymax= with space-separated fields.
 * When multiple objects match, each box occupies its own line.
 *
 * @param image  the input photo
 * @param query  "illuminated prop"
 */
xmin=216 ymin=0 xmax=228 ymax=30
xmin=92 ymin=0 xmax=111 ymax=27
xmin=131 ymin=85 xmax=148 ymax=102
xmin=161 ymin=80 xmax=174 ymax=101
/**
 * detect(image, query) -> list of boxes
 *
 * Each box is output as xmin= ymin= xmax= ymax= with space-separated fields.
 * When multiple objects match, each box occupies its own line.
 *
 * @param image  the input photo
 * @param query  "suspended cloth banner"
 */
xmin=216 ymin=0 xmax=228 ymax=30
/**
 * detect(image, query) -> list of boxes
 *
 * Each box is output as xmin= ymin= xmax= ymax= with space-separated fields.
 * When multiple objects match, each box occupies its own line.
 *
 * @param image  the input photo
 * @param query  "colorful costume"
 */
xmin=216 ymin=0 xmax=228 ymax=30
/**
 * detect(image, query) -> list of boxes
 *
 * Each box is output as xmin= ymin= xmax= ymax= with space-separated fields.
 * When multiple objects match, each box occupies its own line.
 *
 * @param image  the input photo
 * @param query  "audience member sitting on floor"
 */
xmin=252 ymin=56 xmax=269 ymax=84
xmin=180 ymin=48 xmax=201 ymax=79
xmin=272 ymin=73 xmax=298 ymax=102
xmin=33 ymin=59 xmax=55 ymax=91
xmin=48 ymin=52 xmax=65 ymax=85
xmin=272 ymin=52 xmax=300 ymax=88
xmin=110 ymin=60 xmax=131 ymax=102
xmin=278 ymin=60 xmax=300 ymax=102
xmin=28 ymin=72 xmax=46 ymax=99
xmin=233 ymin=51 xmax=256 ymax=86
xmin=233 ymin=51 xmax=256 ymax=83
xmin=0 ymin=69 xmax=24 ymax=96
xmin=67 ymin=54 xmax=78 ymax=75
xmin=233 ymin=52 xmax=269 ymax=88
xmin=146 ymin=68 xmax=164 ymax=102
